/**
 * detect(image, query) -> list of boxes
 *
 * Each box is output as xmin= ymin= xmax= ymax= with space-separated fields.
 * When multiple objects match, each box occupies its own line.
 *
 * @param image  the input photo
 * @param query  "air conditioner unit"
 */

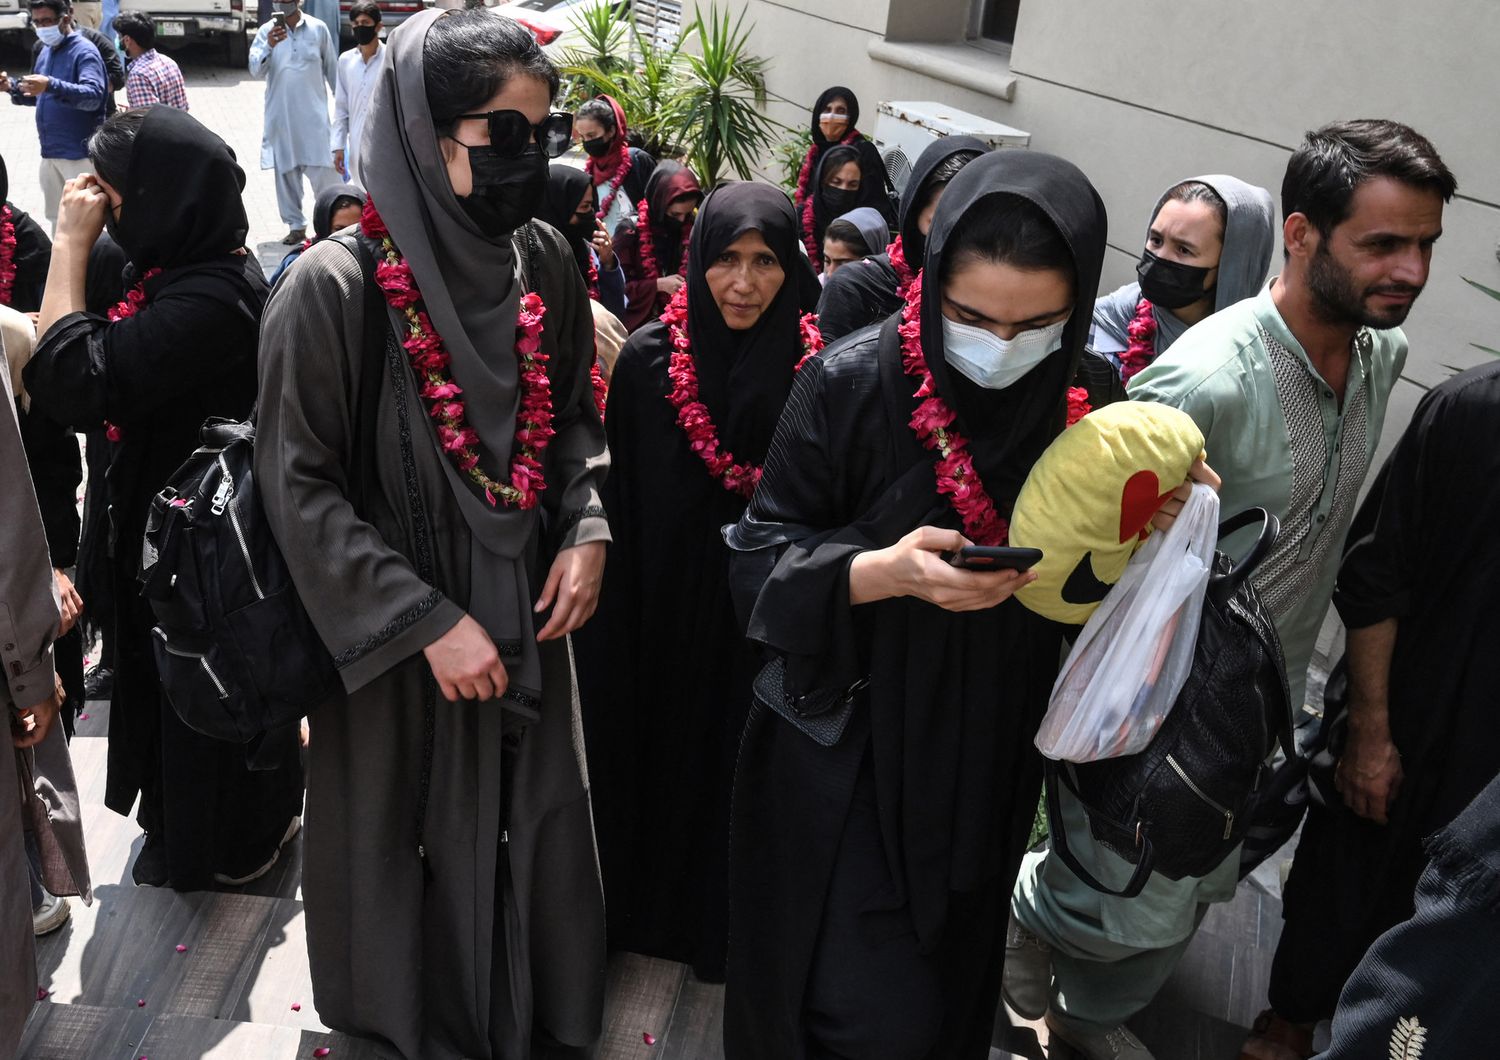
xmin=874 ymin=101 xmax=1030 ymax=198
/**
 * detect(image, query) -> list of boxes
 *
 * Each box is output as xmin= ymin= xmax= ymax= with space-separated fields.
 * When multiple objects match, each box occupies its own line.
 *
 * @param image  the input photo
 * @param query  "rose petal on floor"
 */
xmin=36 ymin=988 xmax=48 ymax=1001
xmin=313 ymin=1049 xmax=332 ymax=1058
xmin=175 ymin=944 xmax=187 ymax=953
xmin=291 ymin=1002 xmax=302 ymax=1011
xmin=642 ymin=1031 xmax=657 ymax=1045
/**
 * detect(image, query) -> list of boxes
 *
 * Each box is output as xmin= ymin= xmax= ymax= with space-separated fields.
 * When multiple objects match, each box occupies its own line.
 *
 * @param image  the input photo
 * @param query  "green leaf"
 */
xmin=1463 ymin=277 xmax=1500 ymax=303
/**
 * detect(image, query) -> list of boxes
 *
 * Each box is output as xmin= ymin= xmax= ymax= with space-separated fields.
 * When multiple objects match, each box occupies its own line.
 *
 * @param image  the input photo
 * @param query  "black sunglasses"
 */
xmin=449 ymin=109 xmax=574 ymax=159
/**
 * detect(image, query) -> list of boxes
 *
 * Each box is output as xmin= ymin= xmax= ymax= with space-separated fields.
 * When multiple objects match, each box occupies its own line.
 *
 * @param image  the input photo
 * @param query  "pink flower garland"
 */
xmin=634 ymin=196 xmax=692 ymax=285
xmin=795 ymin=130 xmax=859 ymax=271
xmin=886 ymin=234 xmax=914 ymax=300
xmin=100 ymin=266 xmax=164 ymax=443
xmin=661 ymin=285 xmax=824 ymax=499
xmin=589 ymin=136 xmax=632 ymax=222
xmin=1066 ymin=386 xmax=1091 ymax=427
xmin=898 ymin=270 xmax=1009 ymax=546
xmin=0 ymin=206 xmax=16 ymax=307
xmin=362 ymin=200 xmax=554 ymax=510
xmin=591 ymin=362 xmax=608 ymax=419
xmin=1119 ymin=297 xmax=1157 ymax=383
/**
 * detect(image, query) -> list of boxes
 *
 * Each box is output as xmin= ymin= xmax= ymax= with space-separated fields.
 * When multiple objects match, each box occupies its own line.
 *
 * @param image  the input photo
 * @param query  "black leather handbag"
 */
xmin=1046 ymin=508 xmax=1294 ymax=897
xmin=751 ymin=656 xmax=867 ymax=747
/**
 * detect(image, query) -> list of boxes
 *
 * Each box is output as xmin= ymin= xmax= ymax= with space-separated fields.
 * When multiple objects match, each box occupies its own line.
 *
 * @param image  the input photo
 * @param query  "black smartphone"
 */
xmin=944 ymin=545 xmax=1043 ymax=572
xmin=271 ymin=11 xmax=286 ymax=28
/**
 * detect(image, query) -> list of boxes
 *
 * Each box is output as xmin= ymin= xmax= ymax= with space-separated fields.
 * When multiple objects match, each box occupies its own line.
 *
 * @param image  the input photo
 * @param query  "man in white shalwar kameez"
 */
xmin=249 ymin=0 xmax=340 ymax=244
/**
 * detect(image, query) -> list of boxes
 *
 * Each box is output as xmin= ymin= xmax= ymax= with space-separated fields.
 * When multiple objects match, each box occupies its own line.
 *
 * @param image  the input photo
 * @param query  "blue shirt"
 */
xmin=8 ymin=32 xmax=107 ymax=159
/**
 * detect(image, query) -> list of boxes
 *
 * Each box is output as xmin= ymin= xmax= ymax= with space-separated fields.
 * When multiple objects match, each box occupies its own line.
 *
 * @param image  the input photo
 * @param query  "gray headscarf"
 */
xmin=1092 ymin=173 xmax=1275 ymax=356
xmin=834 ymin=206 xmax=891 ymax=257
xmin=359 ymin=8 xmax=546 ymax=710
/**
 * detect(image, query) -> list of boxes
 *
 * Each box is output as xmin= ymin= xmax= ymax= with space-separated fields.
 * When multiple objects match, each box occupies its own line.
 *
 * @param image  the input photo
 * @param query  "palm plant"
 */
xmin=773 ymin=126 xmax=813 ymax=193
xmin=673 ymin=6 xmax=783 ymax=186
xmin=577 ymin=25 xmax=691 ymax=159
xmin=557 ymin=2 xmax=630 ymax=106
xmin=1464 ymin=277 xmax=1500 ymax=359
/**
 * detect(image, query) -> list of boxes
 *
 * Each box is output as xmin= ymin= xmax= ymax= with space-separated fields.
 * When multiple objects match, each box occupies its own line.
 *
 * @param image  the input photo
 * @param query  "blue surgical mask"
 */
xmin=940 ymin=316 xmax=1068 ymax=390
xmin=35 ymin=24 xmax=64 ymax=46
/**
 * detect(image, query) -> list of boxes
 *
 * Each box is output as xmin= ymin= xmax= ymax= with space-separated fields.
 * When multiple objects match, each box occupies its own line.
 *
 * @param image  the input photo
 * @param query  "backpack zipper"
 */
xmin=1165 ymin=753 xmax=1235 ymax=840
xmin=216 ymin=454 xmax=265 ymax=600
xmin=152 ymin=629 xmax=230 ymax=699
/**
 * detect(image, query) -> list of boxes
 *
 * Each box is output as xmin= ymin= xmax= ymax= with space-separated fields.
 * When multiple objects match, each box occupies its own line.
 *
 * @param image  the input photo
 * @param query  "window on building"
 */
xmin=970 ymin=0 xmax=1020 ymax=44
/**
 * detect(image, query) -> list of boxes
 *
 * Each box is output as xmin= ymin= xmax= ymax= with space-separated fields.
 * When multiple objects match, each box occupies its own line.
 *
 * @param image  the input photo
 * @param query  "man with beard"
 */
xmin=1004 ymin=119 xmax=1453 ymax=1060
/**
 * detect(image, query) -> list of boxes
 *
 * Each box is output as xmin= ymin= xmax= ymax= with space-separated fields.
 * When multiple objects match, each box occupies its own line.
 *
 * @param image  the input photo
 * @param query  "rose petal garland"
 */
xmin=1066 ymin=386 xmax=1091 ymax=427
xmin=0 ymin=205 xmax=16 ymax=307
xmin=361 ymin=199 xmax=553 ymax=510
xmin=898 ymin=270 xmax=1008 ymax=546
xmin=99 ymin=266 xmax=164 ymax=444
xmin=1119 ymin=297 xmax=1157 ymax=383
xmin=661 ymin=286 xmax=824 ymax=499
xmin=886 ymin=234 xmax=915 ymax=300
xmin=591 ymin=362 xmax=608 ymax=419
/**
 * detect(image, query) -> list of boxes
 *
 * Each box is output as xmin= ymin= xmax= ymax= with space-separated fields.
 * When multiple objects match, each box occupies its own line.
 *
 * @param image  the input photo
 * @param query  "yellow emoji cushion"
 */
xmin=1010 ymin=402 xmax=1205 ymax=625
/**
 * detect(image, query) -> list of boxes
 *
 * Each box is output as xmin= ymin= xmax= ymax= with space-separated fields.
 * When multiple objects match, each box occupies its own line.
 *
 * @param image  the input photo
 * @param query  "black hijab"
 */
xmin=897 ymin=135 xmax=988 ymax=265
xmin=810 ymin=144 xmax=861 ymax=242
xmin=537 ymin=164 xmax=595 ymax=278
xmin=111 ymin=107 xmax=250 ymax=270
xmin=687 ymin=182 xmax=820 ymax=467
xmin=310 ymin=182 xmax=366 ymax=240
xmin=810 ymin=85 xmax=859 ymax=147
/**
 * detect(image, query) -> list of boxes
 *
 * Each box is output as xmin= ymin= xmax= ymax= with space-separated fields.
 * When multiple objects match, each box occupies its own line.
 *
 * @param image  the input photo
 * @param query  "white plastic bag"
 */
xmin=1035 ymin=483 xmax=1220 ymax=763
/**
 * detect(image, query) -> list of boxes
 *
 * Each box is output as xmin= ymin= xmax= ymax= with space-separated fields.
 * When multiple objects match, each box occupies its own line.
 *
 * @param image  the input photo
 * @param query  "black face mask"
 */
xmin=352 ymin=24 xmax=377 ymax=45
xmin=457 ymin=142 xmax=547 ymax=238
xmin=821 ymin=186 xmax=858 ymax=216
xmin=582 ymin=136 xmax=613 ymax=159
xmin=1137 ymin=249 xmax=1216 ymax=310
xmin=563 ymin=217 xmax=595 ymax=246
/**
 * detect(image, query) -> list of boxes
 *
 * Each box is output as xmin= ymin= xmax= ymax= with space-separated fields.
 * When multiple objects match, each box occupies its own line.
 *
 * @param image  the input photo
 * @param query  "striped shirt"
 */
xmin=125 ymin=49 xmax=188 ymax=110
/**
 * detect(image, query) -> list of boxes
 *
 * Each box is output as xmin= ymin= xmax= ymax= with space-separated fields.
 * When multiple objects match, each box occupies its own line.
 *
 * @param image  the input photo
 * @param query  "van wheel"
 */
xmin=225 ymin=29 xmax=249 ymax=67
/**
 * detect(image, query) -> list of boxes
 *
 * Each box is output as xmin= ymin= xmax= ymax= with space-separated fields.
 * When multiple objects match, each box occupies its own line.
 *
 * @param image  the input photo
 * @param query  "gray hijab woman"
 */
xmin=1091 ymin=173 xmax=1274 ymax=379
xmin=254 ymin=8 xmax=609 ymax=1058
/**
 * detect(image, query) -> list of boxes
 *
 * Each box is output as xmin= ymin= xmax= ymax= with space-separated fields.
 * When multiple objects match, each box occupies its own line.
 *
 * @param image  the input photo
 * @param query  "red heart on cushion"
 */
xmin=1119 ymin=469 xmax=1176 ymax=543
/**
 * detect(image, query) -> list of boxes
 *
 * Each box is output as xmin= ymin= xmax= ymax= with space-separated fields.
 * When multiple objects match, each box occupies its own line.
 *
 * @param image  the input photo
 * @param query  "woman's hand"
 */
xmin=592 ymin=218 xmax=616 ymax=271
xmin=849 ymin=526 xmax=1035 ymax=612
xmin=656 ymin=274 xmax=685 ymax=297
xmin=54 ymin=569 xmax=82 ymax=638
xmin=1150 ymin=457 xmax=1221 ymax=532
xmin=54 ymin=175 xmax=109 ymax=251
xmin=535 ymin=540 xmax=606 ymax=641
xmin=422 ymin=613 xmax=508 ymax=702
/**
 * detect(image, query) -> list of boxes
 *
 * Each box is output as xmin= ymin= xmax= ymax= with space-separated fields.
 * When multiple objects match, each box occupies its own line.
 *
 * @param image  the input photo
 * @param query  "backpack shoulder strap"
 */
xmin=329 ymin=231 xmax=389 ymax=510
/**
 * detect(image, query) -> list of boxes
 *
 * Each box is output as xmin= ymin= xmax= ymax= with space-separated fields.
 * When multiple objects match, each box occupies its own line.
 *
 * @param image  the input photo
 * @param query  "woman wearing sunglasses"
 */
xmin=254 ymin=9 xmax=609 ymax=1058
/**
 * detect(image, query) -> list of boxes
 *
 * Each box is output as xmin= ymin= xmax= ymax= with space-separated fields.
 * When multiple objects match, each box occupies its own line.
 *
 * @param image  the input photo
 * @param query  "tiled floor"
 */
xmin=22 ymin=702 xmax=1290 ymax=1059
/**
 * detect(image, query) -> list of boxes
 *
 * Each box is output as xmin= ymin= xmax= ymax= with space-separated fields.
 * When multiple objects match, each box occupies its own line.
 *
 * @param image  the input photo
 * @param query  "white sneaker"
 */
xmin=33 ymin=892 xmax=71 ymax=936
xmin=1045 ymin=1010 xmax=1156 ymax=1060
xmin=213 ymin=815 xmax=302 ymax=887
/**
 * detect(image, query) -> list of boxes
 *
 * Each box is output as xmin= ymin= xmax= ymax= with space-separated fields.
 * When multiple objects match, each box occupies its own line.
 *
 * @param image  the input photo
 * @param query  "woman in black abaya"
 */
xmin=794 ymin=86 xmax=893 ymax=267
xmin=816 ymin=135 xmax=987 ymax=343
xmin=576 ymin=182 xmax=820 ymax=981
xmin=722 ymin=151 xmax=1109 ymax=1059
xmin=535 ymin=163 xmax=627 ymax=320
xmin=23 ymin=107 xmax=303 ymax=890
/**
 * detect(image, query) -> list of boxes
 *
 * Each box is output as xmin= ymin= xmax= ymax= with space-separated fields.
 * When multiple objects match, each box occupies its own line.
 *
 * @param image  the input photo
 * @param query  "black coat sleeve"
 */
xmin=9 ymin=207 xmax=52 ymax=314
xmin=17 ymin=405 xmax=82 ymax=568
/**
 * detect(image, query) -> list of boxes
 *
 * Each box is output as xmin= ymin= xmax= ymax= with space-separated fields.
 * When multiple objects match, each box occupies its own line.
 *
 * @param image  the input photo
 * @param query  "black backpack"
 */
xmin=1045 ymin=508 xmax=1294 ymax=897
xmin=138 ymin=233 xmax=383 ymax=747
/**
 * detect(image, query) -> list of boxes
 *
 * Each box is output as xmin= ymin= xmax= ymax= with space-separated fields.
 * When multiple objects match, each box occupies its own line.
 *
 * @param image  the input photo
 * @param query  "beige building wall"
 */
xmin=691 ymin=0 xmax=1500 ymax=461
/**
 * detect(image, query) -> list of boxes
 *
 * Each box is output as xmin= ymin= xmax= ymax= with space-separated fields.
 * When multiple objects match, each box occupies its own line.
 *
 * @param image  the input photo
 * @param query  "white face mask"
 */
xmin=35 ymin=23 xmax=65 ymax=45
xmin=940 ymin=315 xmax=1068 ymax=390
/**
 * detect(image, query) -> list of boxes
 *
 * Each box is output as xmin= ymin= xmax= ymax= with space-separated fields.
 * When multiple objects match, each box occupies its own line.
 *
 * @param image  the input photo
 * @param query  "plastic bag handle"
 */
xmin=1208 ymin=508 xmax=1280 ymax=609
xmin=1043 ymin=760 xmax=1154 ymax=899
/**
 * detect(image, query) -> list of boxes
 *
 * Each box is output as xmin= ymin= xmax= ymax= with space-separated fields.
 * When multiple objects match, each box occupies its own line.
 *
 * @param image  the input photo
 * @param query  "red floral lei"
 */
xmin=795 ymin=130 xmax=859 ymax=271
xmin=634 ymin=196 xmax=692 ymax=284
xmin=100 ymin=266 xmax=163 ymax=441
xmin=589 ymin=136 xmax=632 ymax=222
xmin=661 ymin=285 xmax=824 ymax=499
xmin=586 ymin=251 xmax=600 ymax=301
xmin=0 ymin=206 xmax=16 ymax=307
xmin=590 ymin=362 xmax=608 ymax=418
xmin=886 ymin=234 xmax=915 ymax=300
xmin=1066 ymin=386 xmax=1091 ymax=427
xmin=1120 ymin=297 xmax=1157 ymax=383
xmin=361 ymin=200 xmax=553 ymax=509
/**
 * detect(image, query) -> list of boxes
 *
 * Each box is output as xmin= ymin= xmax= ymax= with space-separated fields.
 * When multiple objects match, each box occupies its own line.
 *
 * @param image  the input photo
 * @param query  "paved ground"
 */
xmin=1 ymin=36 xmax=332 ymax=265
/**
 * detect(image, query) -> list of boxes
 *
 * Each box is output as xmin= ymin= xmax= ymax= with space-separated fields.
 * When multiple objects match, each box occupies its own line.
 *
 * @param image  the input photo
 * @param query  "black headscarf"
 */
xmin=810 ymin=85 xmax=859 ymax=147
xmin=687 ymin=182 xmax=820 ymax=467
xmin=310 ymin=182 xmax=366 ymax=240
xmin=110 ymin=107 xmax=250 ymax=270
xmin=642 ymin=160 xmax=702 ymax=275
xmin=537 ymin=164 xmax=595 ymax=278
xmin=810 ymin=144 xmax=861 ymax=243
xmin=897 ymin=135 xmax=988 ymax=264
